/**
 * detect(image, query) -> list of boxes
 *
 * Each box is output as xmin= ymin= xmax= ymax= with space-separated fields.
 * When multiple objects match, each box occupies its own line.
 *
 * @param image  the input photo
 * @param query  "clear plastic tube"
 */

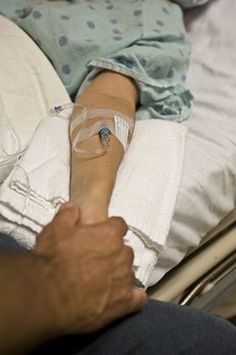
xmin=51 ymin=103 xmax=134 ymax=158
xmin=0 ymin=95 xmax=25 ymax=168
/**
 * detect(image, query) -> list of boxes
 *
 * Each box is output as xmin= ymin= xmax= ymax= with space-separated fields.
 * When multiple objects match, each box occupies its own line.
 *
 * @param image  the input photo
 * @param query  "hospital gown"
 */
xmin=0 ymin=0 xmax=193 ymax=121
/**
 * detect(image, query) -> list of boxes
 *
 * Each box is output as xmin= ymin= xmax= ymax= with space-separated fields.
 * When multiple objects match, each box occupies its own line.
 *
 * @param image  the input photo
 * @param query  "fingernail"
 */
xmin=59 ymin=202 xmax=75 ymax=211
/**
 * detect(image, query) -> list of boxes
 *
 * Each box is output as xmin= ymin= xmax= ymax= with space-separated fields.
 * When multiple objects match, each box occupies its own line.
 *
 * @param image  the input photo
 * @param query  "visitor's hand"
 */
xmin=34 ymin=203 xmax=147 ymax=335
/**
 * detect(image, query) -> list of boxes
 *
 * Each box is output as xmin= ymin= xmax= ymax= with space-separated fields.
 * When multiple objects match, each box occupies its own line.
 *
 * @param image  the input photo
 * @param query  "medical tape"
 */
xmin=70 ymin=106 xmax=134 ymax=157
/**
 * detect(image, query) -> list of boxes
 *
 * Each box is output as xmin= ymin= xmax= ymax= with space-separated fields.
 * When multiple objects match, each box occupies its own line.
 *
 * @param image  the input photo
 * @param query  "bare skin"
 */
xmin=70 ymin=71 xmax=139 ymax=224
xmin=0 ymin=204 xmax=147 ymax=354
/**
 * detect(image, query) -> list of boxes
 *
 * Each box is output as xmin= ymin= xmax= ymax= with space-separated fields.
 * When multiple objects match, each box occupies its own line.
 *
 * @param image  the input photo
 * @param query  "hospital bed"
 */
xmin=0 ymin=0 xmax=235 ymax=318
xmin=149 ymin=0 xmax=236 ymax=317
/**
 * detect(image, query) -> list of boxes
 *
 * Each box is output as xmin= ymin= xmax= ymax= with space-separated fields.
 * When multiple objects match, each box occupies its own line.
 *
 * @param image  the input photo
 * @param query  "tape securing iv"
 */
xmin=51 ymin=103 xmax=134 ymax=158
xmin=50 ymin=103 xmax=134 ymax=158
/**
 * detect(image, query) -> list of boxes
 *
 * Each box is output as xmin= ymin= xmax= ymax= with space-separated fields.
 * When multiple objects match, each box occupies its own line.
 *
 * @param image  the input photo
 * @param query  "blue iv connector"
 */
xmin=99 ymin=125 xmax=111 ymax=149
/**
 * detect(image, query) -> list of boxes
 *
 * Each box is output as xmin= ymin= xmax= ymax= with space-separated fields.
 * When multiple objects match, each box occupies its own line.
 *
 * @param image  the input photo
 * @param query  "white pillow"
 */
xmin=175 ymin=0 xmax=210 ymax=8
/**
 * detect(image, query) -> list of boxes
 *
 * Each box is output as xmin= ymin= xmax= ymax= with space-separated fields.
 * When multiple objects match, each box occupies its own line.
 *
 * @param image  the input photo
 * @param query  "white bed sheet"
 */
xmin=0 ymin=15 xmax=70 ymax=184
xmin=151 ymin=0 xmax=236 ymax=285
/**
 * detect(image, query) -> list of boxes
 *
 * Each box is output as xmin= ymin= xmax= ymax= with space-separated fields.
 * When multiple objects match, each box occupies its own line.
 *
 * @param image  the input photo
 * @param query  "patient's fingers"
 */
xmin=54 ymin=202 xmax=80 ymax=227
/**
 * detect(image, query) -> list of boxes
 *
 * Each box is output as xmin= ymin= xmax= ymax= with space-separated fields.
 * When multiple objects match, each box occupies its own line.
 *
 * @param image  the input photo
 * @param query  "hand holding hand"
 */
xmin=34 ymin=203 xmax=147 ymax=335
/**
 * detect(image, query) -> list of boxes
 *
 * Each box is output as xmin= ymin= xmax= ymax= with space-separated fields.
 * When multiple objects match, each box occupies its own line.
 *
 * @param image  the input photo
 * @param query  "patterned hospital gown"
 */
xmin=0 ymin=0 xmax=193 ymax=121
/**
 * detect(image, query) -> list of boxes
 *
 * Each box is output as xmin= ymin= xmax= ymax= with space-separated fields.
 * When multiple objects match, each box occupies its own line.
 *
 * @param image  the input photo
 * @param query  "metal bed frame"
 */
xmin=149 ymin=210 xmax=236 ymax=318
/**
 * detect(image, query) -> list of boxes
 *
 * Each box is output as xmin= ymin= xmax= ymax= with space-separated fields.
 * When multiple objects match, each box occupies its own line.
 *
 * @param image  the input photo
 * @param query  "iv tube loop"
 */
xmin=51 ymin=103 xmax=134 ymax=158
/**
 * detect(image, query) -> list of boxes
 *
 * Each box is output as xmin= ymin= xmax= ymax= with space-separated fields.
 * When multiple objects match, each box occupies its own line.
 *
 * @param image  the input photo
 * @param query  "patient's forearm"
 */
xmin=70 ymin=71 xmax=139 ymax=224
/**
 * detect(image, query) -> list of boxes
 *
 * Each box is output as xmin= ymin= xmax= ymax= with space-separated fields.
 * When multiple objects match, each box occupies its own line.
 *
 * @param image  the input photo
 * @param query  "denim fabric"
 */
xmin=0 ymin=0 xmax=193 ymax=121
xmin=32 ymin=299 xmax=236 ymax=355
xmin=0 ymin=232 xmax=27 ymax=252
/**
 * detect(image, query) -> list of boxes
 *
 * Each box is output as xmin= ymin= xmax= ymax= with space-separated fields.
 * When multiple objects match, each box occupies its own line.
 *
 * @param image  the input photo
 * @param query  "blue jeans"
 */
xmin=0 ymin=233 xmax=236 ymax=355
xmin=0 ymin=232 xmax=27 ymax=252
xmin=33 ymin=300 xmax=236 ymax=355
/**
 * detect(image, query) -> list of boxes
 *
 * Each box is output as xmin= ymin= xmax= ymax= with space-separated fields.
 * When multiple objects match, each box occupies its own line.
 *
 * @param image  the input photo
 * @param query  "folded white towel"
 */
xmin=0 ymin=112 xmax=187 ymax=287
